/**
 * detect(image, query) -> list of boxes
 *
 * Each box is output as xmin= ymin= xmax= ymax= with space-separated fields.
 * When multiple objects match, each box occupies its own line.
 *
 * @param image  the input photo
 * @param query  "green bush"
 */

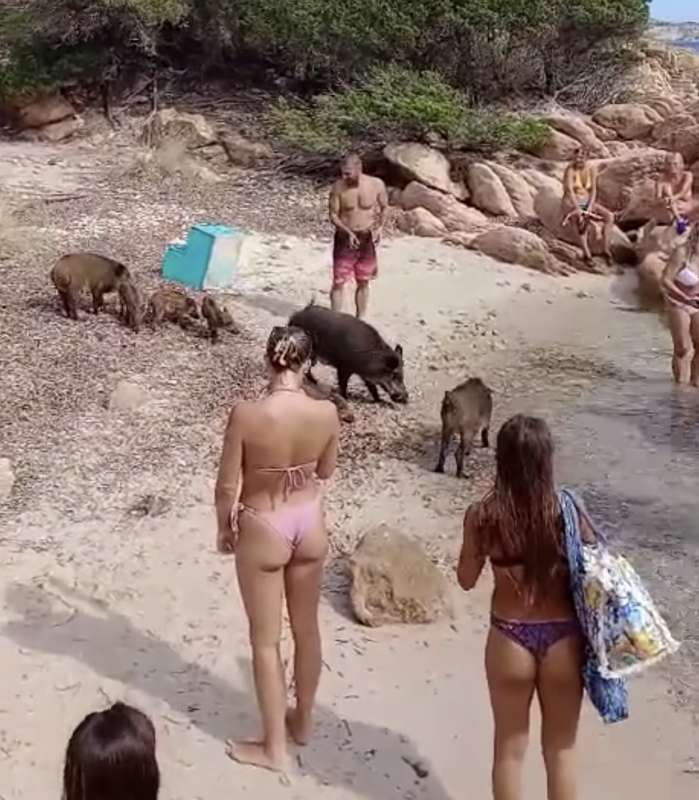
xmin=271 ymin=66 xmax=550 ymax=155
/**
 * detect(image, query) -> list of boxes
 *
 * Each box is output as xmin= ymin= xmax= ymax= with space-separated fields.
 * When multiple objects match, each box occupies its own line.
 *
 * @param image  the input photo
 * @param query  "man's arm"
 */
xmin=373 ymin=179 xmax=388 ymax=240
xmin=588 ymin=166 xmax=598 ymax=209
xmin=662 ymin=246 xmax=693 ymax=303
xmin=673 ymin=172 xmax=693 ymax=203
xmin=562 ymin=166 xmax=576 ymax=204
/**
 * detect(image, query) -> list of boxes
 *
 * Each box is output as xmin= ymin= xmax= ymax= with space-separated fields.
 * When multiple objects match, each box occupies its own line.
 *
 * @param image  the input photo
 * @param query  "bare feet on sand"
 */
xmin=225 ymin=740 xmax=287 ymax=773
xmin=286 ymin=707 xmax=312 ymax=746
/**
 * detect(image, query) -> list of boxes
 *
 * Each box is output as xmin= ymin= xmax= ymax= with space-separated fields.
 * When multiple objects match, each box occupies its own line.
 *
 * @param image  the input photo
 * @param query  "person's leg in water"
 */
xmin=537 ymin=634 xmax=584 ymax=800
xmin=284 ymin=506 xmax=328 ymax=745
xmin=689 ymin=312 xmax=699 ymax=387
xmin=227 ymin=515 xmax=290 ymax=772
xmin=486 ymin=626 xmax=537 ymax=800
xmin=667 ymin=305 xmax=692 ymax=383
xmin=355 ymin=280 xmax=370 ymax=319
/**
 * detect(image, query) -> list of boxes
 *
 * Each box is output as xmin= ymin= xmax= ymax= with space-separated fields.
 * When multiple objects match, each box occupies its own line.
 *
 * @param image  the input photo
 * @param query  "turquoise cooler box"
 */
xmin=162 ymin=223 xmax=247 ymax=290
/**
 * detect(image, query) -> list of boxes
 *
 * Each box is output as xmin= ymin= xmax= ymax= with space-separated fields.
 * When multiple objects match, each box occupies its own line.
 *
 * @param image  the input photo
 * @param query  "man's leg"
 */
xmin=355 ymin=281 xmax=369 ymax=319
xmin=330 ymin=282 xmax=345 ymax=312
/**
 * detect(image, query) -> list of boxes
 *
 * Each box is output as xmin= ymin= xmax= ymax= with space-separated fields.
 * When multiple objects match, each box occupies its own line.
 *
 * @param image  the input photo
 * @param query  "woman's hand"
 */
xmin=217 ymin=524 xmax=237 ymax=554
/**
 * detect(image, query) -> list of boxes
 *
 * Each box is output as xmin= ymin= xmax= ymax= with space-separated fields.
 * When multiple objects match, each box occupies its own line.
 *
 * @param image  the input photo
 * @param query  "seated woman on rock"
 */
xmin=215 ymin=325 xmax=340 ymax=772
xmin=653 ymin=153 xmax=694 ymax=233
xmin=562 ymin=147 xmax=615 ymax=264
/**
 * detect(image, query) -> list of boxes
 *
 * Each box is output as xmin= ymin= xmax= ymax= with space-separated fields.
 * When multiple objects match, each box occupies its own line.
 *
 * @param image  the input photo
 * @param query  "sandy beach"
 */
xmin=0 ymin=139 xmax=697 ymax=798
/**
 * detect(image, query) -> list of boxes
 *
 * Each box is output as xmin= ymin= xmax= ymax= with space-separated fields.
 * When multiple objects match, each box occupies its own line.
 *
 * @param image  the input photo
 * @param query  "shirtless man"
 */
xmin=328 ymin=154 xmax=388 ymax=319
xmin=562 ymin=147 xmax=615 ymax=263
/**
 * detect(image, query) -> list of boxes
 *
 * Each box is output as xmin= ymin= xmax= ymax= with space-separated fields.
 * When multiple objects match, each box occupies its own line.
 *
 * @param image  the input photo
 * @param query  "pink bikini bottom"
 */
xmin=237 ymin=496 xmax=322 ymax=551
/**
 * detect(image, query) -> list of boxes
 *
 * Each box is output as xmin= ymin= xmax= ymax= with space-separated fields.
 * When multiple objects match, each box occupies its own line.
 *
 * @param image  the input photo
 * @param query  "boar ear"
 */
xmin=394 ymin=344 xmax=403 ymax=357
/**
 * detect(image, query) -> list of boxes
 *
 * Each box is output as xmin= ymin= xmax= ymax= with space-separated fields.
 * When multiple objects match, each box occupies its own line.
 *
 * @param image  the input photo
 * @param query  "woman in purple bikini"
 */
xmin=457 ymin=414 xmax=595 ymax=800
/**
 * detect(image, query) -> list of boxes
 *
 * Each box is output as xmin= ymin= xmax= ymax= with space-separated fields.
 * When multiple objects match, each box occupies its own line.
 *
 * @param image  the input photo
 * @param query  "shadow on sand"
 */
xmin=3 ymin=578 xmax=453 ymax=800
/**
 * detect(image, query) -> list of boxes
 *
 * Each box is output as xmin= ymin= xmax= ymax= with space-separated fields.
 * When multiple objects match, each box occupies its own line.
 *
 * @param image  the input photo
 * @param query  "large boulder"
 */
xmin=467 ymin=163 xmax=516 ymax=217
xmin=143 ymin=108 xmax=217 ymax=149
xmin=543 ymin=114 xmax=609 ymax=157
xmin=36 ymin=117 xmax=83 ymax=143
xmin=400 ymin=181 xmax=488 ymax=233
xmin=654 ymin=124 xmax=699 ymax=166
xmin=534 ymin=185 xmax=635 ymax=262
xmin=383 ymin=143 xmax=466 ymax=198
xmin=531 ymin=129 xmax=580 ymax=161
xmin=473 ymin=226 xmax=555 ymax=272
xmin=219 ymin=133 xmax=274 ymax=167
xmin=651 ymin=113 xmax=696 ymax=144
xmin=592 ymin=103 xmax=662 ymax=141
xmin=586 ymin=119 xmax=618 ymax=142
xmin=395 ymin=207 xmax=447 ymax=237
xmin=349 ymin=526 xmax=452 ymax=627
xmin=595 ymin=149 xmax=669 ymax=211
xmin=520 ymin=168 xmax=563 ymax=196
xmin=489 ymin=163 xmax=536 ymax=218
xmin=8 ymin=93 xmax=75 ymax=130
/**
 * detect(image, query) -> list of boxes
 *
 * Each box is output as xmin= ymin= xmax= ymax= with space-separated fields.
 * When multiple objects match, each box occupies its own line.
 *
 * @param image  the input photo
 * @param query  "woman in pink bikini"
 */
xmin=662 ymin=224 xmax=699 ymax=386
xmin=215 ymin=326 xmax=340 ymax=772
xmin=457 ymin=415 xmax=595 ymax=800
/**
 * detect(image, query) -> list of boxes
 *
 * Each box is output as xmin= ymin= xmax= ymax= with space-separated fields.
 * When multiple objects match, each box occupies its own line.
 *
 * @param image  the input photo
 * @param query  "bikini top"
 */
xmin=676 ymin=263 xmax=699 ymax=289
xmin=254 ymin=462 xmax=316 ymax=500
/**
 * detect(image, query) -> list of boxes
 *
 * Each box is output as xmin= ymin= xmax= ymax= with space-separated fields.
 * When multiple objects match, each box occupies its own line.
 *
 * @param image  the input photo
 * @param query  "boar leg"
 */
xmin=337 ymin=368 xmax=352 ymax=399
xmin=66 ymin=289 xmax=79 ymax=321
xmin=481 ymin=426 xmax=490 ymax=448
xmin=57 ymin=290 xmax=72 ymax=319
xmin=455 ymin=431 xmax=473 ymax=478
xmin=362 ymin=379 xmax=381 ymax=403
xmin=435 ymin=428 xmax=451 ymax=473
xmin=91 ymin=288 xmax=105 ymax=314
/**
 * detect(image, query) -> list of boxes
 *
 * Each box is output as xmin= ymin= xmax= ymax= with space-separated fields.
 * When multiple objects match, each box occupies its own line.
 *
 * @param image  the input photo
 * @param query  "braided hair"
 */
xmin=266 ymin=326 xmax=312 ymax=372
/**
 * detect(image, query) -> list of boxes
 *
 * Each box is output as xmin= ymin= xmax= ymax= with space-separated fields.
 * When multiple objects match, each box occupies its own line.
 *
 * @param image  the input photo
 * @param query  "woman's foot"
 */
xmin=286 ymin=707 xmax=312 ymax=746
xmin=225 ymin=739 xmax=287 ymax=772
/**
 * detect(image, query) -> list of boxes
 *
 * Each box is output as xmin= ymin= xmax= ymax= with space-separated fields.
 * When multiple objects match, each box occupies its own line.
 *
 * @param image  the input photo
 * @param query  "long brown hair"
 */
xmin=477 ymin=415 xmax=563 ymax=604
xmin=63 ymin=702 xmax=159 ymax=800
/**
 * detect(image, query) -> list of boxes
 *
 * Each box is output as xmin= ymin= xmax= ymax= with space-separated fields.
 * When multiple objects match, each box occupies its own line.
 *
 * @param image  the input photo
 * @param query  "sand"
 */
xmin=1 ymin=163 xmax=697 ymax=797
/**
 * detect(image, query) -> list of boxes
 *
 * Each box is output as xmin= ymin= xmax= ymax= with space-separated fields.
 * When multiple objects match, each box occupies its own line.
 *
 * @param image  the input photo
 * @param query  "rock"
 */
xmin=144 ymin=108 xmax=217 ymax=149
xmin=543 ymin=114 xmax=609 ymax=157
xmin=37 ymin=117 xmax=82 ymax=142
xmin=586 ymin=119 xmax=618 ymax=141
xmin=531 ymin=128 xmax=580 ymax=161
xmin=108 ymin=381 xmax=150 ymax=413
xmin=395 ymin=207 xmax=447 ymax=237
xmin=467 ymin=163 xmax=517 ymax=217
xmin=617 ymin=177 xmax=661 ymax=225
xmin=691 ymin=159 xmax=699 ymax=186
xmin=636 ymin=223 xmax=689 ymax=262
xmin=473 ymin=226 xmax=554 ymax=272
xmin=399 ymin=181 xmax=488 ymax=233
xmin=383 ymin=143 xmax=466 ymax=198
xmin=9 ymin=93 xmax=75 ymax=129
xmin=442 ymin=231 xmax=480 ymax=248
xmin=349 ymin=526 xmax=452 ymax=626
xmin=520 ymin=168 xmax=563 ymax=196
xmin=595 ymin=149 xmax=669 ymax=211
xmin=592 ymin=103 xmax=662 ymax=141
xmin=654 ymin=124 xmax=699 ymax=166
xmin=489 ymin=163 xmax=536 ymax=218
xmin=128 ymin=494 xmax=171 ymax=517
xmin=0 ymin=458 xmax=15 ymax=501
xmin=534 ymin=185 xmax=635 ymax=262
xmin=651 ymin=113 xmax=696 ymax=143
xmin=219 ymin=133 xmax=274 ymax=167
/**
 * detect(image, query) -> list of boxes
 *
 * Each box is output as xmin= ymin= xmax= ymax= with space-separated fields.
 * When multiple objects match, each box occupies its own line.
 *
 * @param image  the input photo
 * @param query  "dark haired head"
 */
xmin=266 ymin=326 xmax=312 ymax=372
xmin=63 ymin=703 xmax=159 ymax=800
xmin=477 ymin=415 xmax=562 ymax=604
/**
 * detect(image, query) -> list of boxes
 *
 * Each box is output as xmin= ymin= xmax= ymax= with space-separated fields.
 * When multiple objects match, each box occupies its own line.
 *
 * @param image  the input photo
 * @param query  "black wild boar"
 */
xmin=201 ymin=295 xmax=239 ymax=342
xmin=117 ymin=280 xmax=142 ymax=332
xmin=50 ymin=253 xmax=130 ymax=320
xmin=289 ymin=303 xmax=408 ymax=403
xmin=435 ymin=378 xmax=492 ymax=477
xmin=149 ymin=287 xmax=199 ymax=328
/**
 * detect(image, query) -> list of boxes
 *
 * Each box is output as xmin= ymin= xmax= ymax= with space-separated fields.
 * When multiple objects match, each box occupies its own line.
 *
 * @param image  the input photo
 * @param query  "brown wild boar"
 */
xmin=148 ymin=287 xmax=199 ymax=328
xmin=435 ymin=377 xmax=492 ymax=478
xmin=50 ymin=253 xmax=131 ymax=320
xmin=117 ymin=280 xmax=143 ymax=332
xmin=302 ymin=376 xmax=355 ymax=423
xmin=201 ymin=295 xmax=239 ymax=342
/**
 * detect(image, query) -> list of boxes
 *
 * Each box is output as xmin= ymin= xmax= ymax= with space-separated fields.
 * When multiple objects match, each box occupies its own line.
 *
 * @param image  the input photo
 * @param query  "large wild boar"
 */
xmin=50 ymin=253 xmax=130 ymax=320
xmin=289 ymin=303 xmax=408 ymax=403
xmin=435 ymin=378 xmax=492 ymax=477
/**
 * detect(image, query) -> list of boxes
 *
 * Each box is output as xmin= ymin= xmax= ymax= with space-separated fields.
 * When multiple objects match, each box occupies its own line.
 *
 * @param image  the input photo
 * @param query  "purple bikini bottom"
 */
xmin=491 ymin=616 xmax=580 ymax=659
